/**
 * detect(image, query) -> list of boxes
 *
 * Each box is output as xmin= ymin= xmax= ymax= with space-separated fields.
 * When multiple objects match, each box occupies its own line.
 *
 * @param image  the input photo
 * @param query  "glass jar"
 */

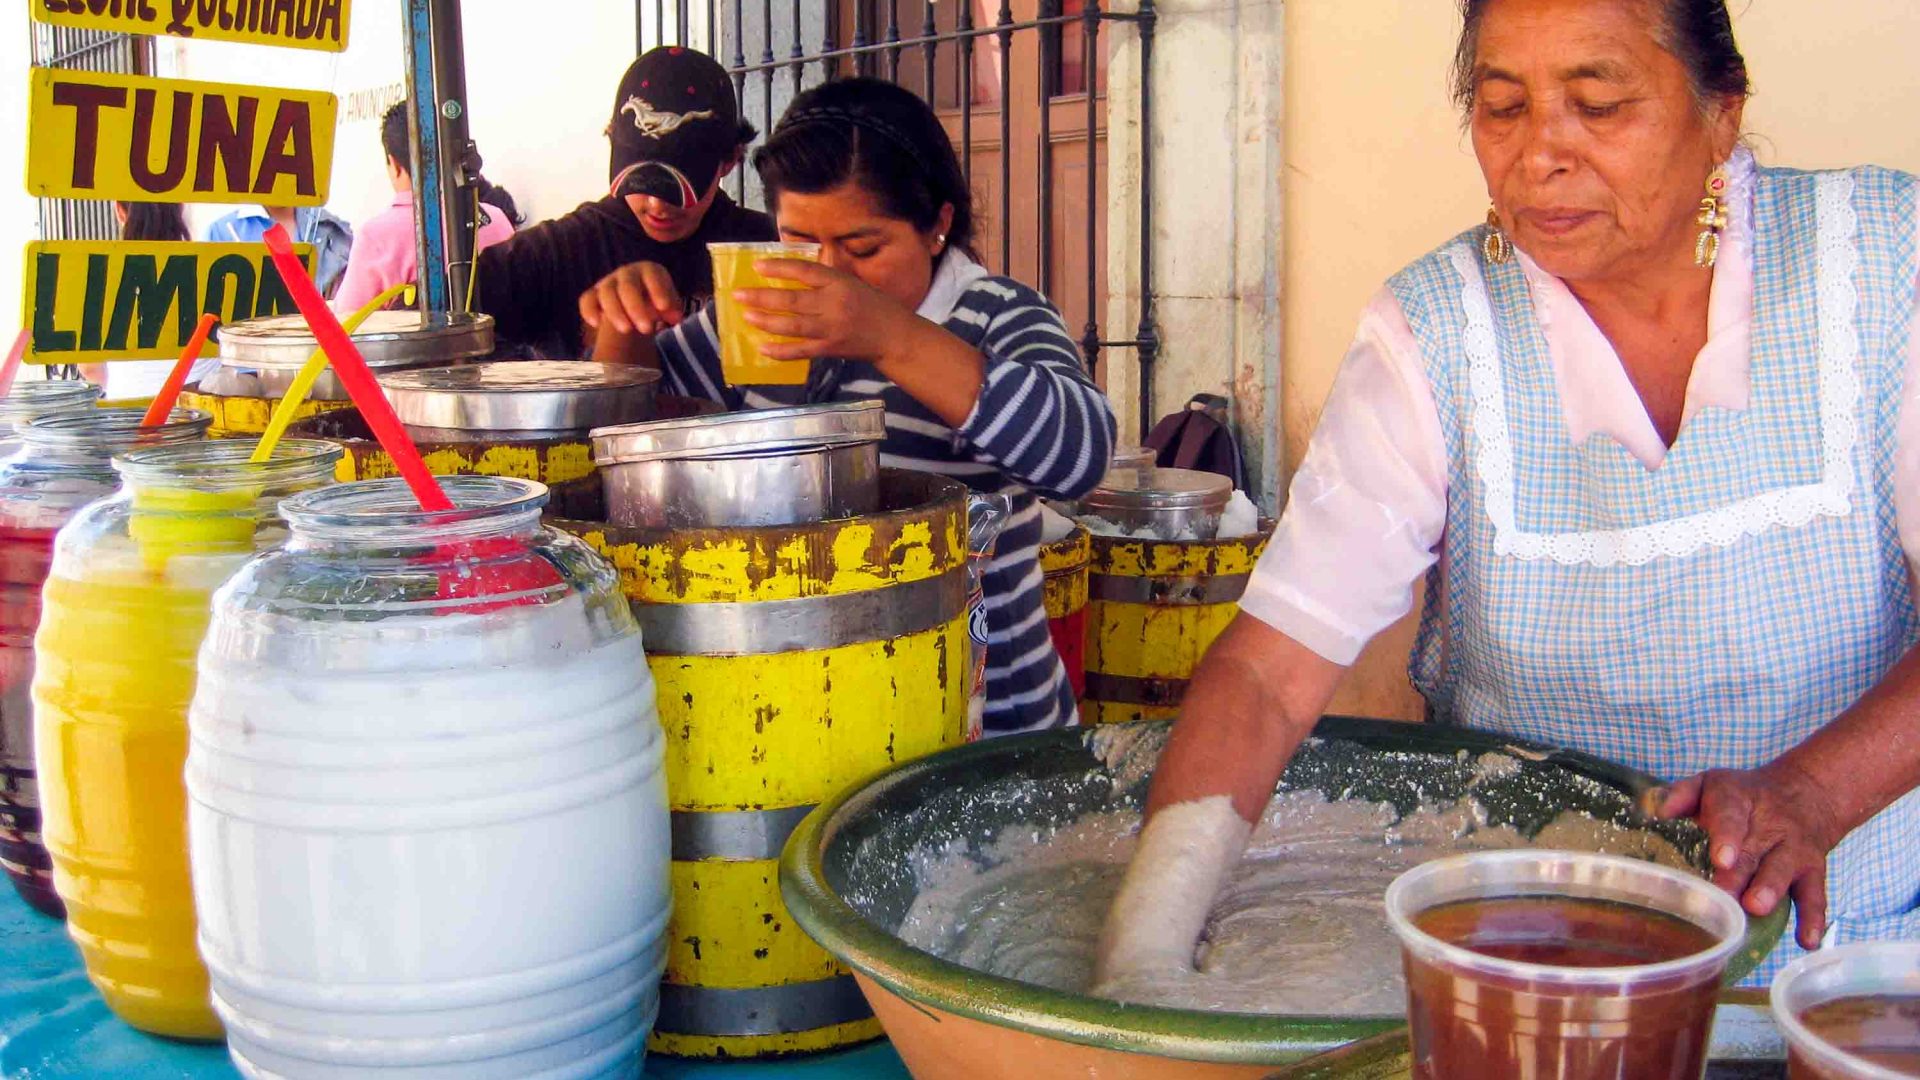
xmin=0 ymin=408 xmax=208 ymax=918
xmin=187 ymin=476 xmax=670 ymax=1078
xmin=32 ymin=437 xmax=339 ymax=1041
xmin=0 ymin=379 xmax=105 ymax=446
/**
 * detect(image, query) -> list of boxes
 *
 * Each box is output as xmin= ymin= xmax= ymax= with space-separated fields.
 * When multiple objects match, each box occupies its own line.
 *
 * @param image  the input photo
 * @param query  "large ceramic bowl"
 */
xmin=780 ymin=717 xmax=1787 ymax=1080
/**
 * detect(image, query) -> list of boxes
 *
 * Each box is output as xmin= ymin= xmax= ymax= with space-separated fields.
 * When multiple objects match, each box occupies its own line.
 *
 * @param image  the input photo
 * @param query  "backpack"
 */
xmin=1143 ymin=393 xmax=1244 ymax=490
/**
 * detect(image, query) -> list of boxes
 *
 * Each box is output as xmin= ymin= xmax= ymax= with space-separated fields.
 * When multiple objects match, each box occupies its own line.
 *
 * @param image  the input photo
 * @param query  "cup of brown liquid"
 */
xmin=1771 ymin=942 xmax=1920 ymax=1079
xmin=1384 ymin=850 xmax=1748 ymax=1080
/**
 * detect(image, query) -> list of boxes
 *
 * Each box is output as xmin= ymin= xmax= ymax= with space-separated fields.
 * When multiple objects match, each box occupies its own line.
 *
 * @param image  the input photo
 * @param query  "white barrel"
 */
xmin=185 ymin=481 xmax=670 ymax=1079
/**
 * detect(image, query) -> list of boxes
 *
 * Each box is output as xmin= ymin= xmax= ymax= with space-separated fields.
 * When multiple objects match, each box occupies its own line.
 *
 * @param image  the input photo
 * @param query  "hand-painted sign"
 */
xmin=31 ymin=0 xmax=351 ymax=53
xmin=22 ymin=241 xmax=315 ymax=364
xmin=27 ymin=69 xmax=336 ymax=206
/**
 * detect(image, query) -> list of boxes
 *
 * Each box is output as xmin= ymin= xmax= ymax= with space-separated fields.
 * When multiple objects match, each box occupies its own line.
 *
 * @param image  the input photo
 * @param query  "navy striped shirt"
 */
xmin=653 ymin=253 xmax=1116 ymax=732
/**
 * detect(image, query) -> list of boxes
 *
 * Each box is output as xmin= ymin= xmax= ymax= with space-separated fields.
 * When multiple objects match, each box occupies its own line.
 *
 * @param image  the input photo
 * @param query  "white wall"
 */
xmin=3 ymin=37 xmax=37 ymax=342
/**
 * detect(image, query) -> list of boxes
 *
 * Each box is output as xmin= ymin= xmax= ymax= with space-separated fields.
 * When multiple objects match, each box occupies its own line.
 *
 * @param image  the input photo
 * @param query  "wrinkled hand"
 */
xmin=734 ymin=258 xmax=920 ymax=365
xmin=1653 ymin=760 xmax=1843 ymax=950
xmin=579 ymin=262 xmax=685 ymax=336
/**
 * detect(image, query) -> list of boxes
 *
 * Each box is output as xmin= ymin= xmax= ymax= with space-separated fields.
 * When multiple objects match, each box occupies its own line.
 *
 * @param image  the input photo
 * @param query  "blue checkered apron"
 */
xmin=1390 ymin=165 xmax=1920 ymax=980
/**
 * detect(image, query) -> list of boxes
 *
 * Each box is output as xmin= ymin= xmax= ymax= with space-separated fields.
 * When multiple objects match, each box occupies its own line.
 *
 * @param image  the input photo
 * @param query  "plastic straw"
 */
xmin=0 ymin=330 xmax=29 ymax=399
xmin=260 ymin=226 xmax=452 ymax=512
xmin=251 ymin=282 xmax=415 ymax=462
xmin=141 ymin=313 xmax=219 ymax=427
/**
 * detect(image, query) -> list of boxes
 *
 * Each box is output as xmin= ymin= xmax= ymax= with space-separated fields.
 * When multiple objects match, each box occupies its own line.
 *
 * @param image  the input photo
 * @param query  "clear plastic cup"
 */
xmin=1772 ymin=942 xmax=1920 ymax=1079
xmin=708 ymin=241 xmax=822 ymax=386
xmin=1384 ymin=850 xmax=1748 ymax=1080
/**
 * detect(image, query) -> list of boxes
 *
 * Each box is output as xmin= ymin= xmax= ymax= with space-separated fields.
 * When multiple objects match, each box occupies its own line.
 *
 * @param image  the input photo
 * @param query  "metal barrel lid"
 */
xmin=218 ymin=310 xmax=495 ymax=371
xmin=379 ymin=362 xmax=662 ymax=433
xmin=1081 ymin=466 xmax=1233 ymax=513
xmin=592 ymin=400 xmax=886 ymax=466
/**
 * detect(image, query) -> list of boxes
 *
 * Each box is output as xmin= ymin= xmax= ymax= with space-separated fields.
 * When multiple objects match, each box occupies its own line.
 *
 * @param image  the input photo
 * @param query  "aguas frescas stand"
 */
xmin=2 ymin=3 xmax=1852 ymax=1079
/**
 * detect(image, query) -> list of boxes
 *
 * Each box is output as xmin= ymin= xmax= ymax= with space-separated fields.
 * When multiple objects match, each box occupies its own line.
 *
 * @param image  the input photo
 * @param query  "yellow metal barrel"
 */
xmin=177 ymin=390 xmax=349 ymax=437
xmin=1038 ymin=525 xmax=1091 ymax=700
xmin=1082 ymin=526 xmax=1274 ymax=725
xmin=552 ymin=470 xmax=972 ymax=1058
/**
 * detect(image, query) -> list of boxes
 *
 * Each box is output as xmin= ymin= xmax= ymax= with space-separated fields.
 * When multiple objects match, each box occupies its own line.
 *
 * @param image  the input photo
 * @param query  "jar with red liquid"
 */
xmin=1384 ymin=850 xmax=1748 ymax=1080
xmin=0 ymin=407 xmax=209 ymax=916
xmin=1773 ymin=942 xmax=1920 ymax=1079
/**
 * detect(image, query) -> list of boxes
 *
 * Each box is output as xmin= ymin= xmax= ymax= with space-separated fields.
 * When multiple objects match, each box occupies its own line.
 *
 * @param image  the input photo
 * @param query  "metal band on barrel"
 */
xmin=653 ymin=975 xmax=873 ymax=1037
xmin=1083 ymin=671 xmax=1192 ymax=707
xmin=1087 ymin=572 xmax=1251 ymax=606
xmin=634 ymin=566 xmax=967 ymax=655
xmin=670 ymin=805 xmax=816 ymax=862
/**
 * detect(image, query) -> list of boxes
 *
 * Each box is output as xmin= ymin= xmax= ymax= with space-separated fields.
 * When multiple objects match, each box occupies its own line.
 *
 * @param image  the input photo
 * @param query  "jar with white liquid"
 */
xmin=186 ymin=475 xmax=670 ymax=1079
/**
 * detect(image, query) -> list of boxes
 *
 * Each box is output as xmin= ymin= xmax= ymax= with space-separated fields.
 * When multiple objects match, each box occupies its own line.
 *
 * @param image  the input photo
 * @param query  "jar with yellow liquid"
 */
xmin=32 ymin=438 xmax=340 ymax=1040
xmin=708 ymin=241 xmax=821 ymax=386
xmin=0 ymin=408 xmax=207 ymax=919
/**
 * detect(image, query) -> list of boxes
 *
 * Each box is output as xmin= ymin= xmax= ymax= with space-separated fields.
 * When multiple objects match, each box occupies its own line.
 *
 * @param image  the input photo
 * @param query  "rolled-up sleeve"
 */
xmin=957 ymin=298 xmax=1118 ymax=500
xmin=1239 ymin=289 xmax=1449 ymax=666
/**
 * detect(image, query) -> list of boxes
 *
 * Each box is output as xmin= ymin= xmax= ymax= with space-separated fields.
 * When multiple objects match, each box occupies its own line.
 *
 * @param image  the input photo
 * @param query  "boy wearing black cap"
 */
xmin=473 ymin=46 xmax=774 ymax=357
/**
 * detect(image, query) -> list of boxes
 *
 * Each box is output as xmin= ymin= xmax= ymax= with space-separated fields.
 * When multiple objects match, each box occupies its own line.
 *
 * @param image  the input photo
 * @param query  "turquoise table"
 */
xmin=0 ymin=885 xmax=909 ymax=1078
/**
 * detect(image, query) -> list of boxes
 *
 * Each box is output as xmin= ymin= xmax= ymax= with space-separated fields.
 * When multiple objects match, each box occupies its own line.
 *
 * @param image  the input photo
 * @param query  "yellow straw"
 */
xmin=251 ymin=282 xmax=416 ymax=462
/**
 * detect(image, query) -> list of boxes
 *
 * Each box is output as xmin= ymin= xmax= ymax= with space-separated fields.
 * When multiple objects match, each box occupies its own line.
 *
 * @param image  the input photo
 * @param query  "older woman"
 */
xmin=1099 ymin=0 xmax=1920 ymax=987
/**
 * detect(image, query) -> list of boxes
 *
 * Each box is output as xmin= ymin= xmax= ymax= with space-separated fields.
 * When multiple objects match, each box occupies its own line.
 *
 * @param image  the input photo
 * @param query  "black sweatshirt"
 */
xmin=472 ymin=192 xmax=775 ymax=358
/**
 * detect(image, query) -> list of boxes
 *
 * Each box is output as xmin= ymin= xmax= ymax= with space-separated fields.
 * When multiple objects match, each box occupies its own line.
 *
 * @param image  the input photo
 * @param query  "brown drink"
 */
xmin=1387 ymin=852 xmax=1747 ymax=1080
xmin=1406 ymin=896 xmax=1723 ymax=1079
xmin=1788 ymin=992 xmax=1920 ymax=1078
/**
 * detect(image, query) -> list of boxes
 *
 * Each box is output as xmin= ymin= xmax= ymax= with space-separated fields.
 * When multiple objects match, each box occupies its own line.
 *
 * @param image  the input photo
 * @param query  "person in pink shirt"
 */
xmin=333 ymin=101 xmax=520 ymax=312
xmin=1100 ymin=0 xmax=1920 ymax=991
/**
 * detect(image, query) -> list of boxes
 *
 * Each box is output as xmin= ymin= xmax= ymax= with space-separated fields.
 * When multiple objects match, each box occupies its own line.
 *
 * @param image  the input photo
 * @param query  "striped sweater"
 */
xmin=653 ymin=252 xmax=1117 ymax=732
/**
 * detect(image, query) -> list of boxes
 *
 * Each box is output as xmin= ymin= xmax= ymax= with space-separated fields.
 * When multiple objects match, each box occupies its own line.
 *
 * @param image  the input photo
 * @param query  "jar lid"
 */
xmin=591 ymin=400 xmax=886 ymax=466
xmin=379 ymin=362 xmax=662 ymax=433
xmin=0 ymin=380 xmax=103 ymax=422
xmin=219 ymin=310 xmax=495 ymax=371
xmin=1081 ymin=467 xmax=1232 ymax=512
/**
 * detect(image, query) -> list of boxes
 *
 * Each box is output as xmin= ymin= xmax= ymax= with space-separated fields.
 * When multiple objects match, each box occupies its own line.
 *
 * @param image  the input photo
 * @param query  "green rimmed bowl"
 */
xmin=779 ymin=717 xmax=1788 ymax=1079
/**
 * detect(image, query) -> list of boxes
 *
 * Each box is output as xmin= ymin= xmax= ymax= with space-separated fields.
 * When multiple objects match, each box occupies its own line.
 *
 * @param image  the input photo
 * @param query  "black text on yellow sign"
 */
xmin=23 ymin=241 xmax=315 ymax=365
xmin=31 ymin=0 xmax=351 ymax=52
xmin=27 ymin=70 xmax=337 ymax=206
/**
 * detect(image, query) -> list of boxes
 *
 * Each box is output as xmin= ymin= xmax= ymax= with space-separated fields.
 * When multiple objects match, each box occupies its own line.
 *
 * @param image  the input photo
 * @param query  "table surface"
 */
xmin=0 ymin=884 xmax=910 ymax=1079
xmin=2 ymin=883 xmax=1794 ymax=1079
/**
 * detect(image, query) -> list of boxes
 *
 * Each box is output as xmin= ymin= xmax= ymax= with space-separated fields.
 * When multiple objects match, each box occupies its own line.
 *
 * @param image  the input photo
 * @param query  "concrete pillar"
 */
xmin=1104 ymin=0 xmax=1286 ymax=512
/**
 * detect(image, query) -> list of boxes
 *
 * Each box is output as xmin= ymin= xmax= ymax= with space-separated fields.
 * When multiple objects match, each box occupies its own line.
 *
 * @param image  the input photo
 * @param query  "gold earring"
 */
xmin=1695 ymin=166 xmax=1730 ymax=268
xmin=1483 ymin=205 xmax=1513 ymax=265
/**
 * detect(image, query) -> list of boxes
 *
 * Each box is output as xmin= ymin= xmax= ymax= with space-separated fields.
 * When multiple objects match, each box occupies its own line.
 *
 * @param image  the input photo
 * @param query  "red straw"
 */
xmin=261 ymin=225 xmax=452 ymax=512
xmin=141 ymin=312 xmax=218 ymax=427
xmin=0 ymin=330 xmax=29 ymax=400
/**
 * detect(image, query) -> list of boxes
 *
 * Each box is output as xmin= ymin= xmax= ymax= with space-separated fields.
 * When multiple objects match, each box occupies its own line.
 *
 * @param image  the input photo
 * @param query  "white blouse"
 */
xmin=1243 ymin=150 xmax=1920 ymax=666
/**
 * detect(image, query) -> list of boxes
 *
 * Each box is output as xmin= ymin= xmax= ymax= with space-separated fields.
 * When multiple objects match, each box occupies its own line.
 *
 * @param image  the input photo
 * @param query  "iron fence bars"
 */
xmin=641 ymin=1 xmax=1158 ymax=438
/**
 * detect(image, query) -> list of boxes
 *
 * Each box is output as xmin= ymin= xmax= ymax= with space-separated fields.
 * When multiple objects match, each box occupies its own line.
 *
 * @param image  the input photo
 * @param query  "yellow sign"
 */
xmin=28 ymin=70 xmax=337 ymax=206
xmin=31 ymin=0 xmax=351 ymax=52
xmin=23 ymin=241 xmax=315 ymax=365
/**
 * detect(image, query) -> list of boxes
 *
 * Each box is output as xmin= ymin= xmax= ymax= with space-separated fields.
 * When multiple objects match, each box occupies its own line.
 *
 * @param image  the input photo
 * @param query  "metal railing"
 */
xmin=27 ymin=22 xmax=151 ymax=246
xmin=638 ymin=0 xmax=1158 ymax=441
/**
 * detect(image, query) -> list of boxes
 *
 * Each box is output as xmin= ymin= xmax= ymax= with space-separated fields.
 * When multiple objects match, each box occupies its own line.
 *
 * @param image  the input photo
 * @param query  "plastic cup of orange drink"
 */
xmin=709 ymin=241 xmax=822 ymax=386
xmin=1772 ymin=942 xmax=1920 ymax=1079
xmin=1384 ymin=850 xmax=1748 ymax=1080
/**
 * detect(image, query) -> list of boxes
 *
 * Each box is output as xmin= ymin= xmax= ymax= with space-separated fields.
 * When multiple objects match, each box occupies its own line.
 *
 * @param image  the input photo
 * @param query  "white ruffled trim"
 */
xmin=1457 ymin=170 xmax=1860 ymax=568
